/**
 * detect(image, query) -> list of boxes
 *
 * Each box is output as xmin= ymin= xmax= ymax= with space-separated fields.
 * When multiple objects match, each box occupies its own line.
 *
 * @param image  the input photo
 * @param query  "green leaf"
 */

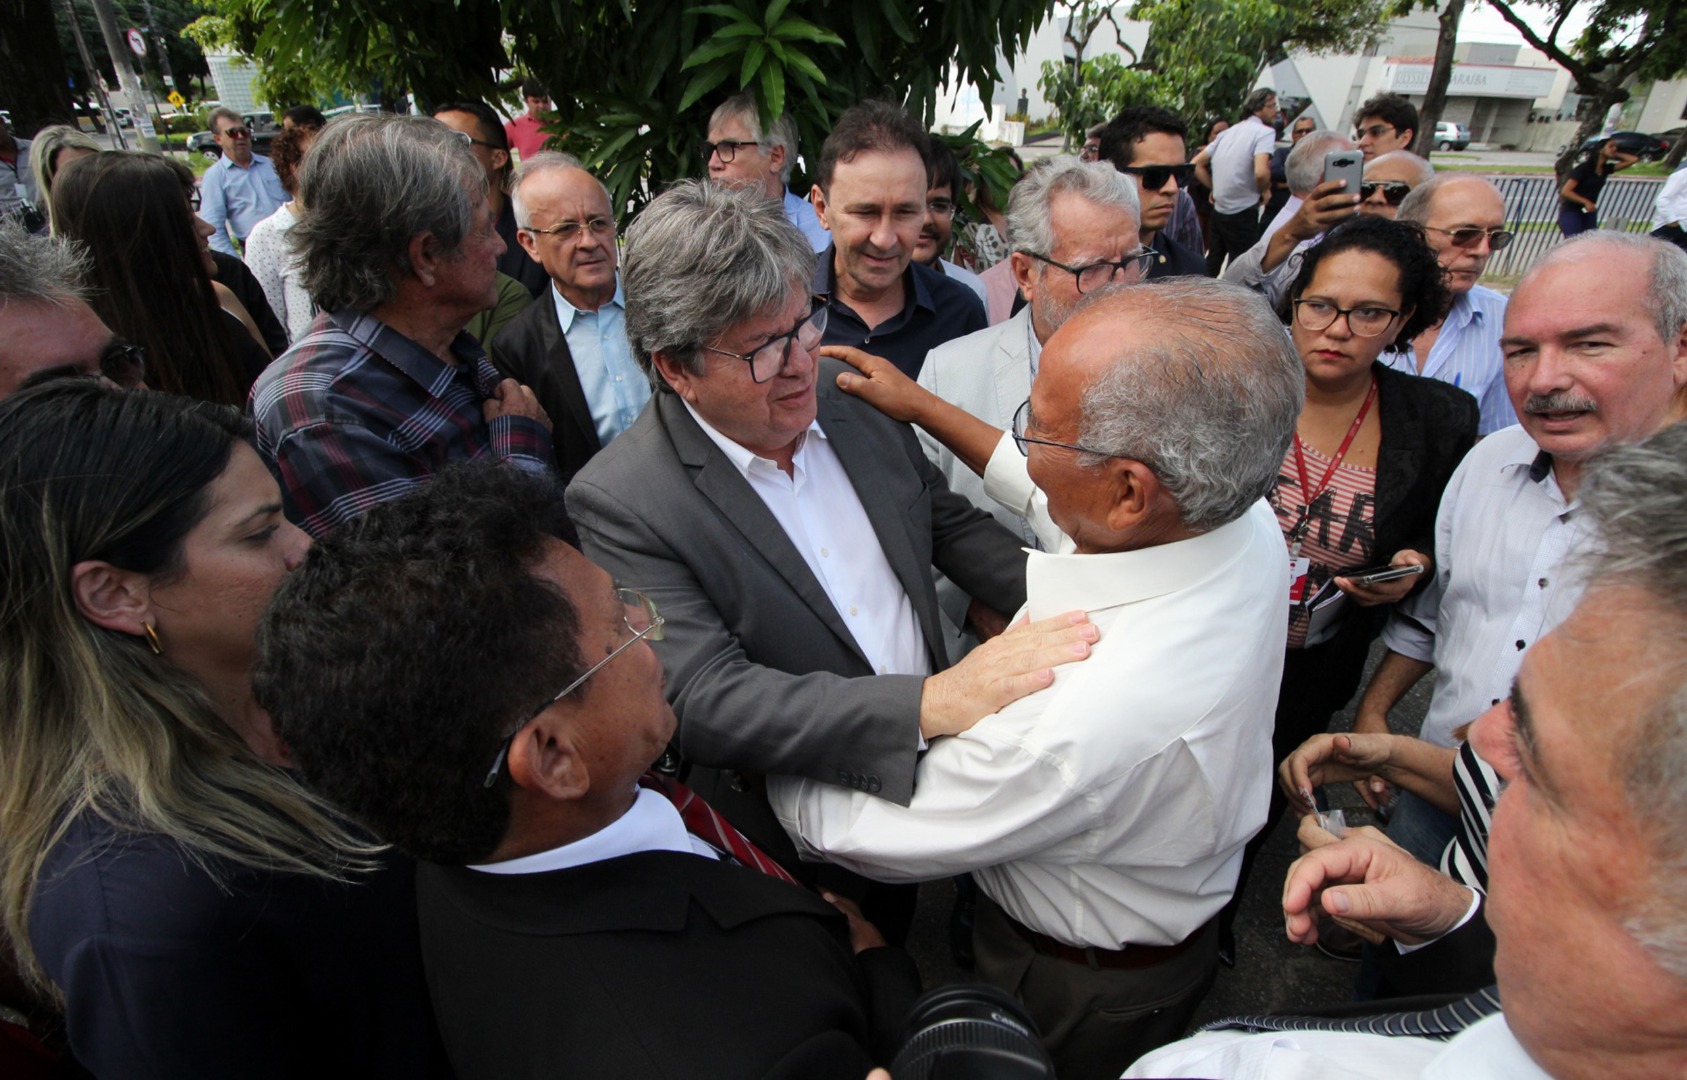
xmin=780 ymin=44 xmax=828 ymax=84
xmin=739 ymin=39 xmax=768 ymax=88
xmin=770 ymin=15 xmax=846 ymax=45
xmin=760 ymin=61 xmax=786 ymax=122
xmin=682 ymin=35 xmax=751 ymax=71
xmin=878 ymin=0 xmax=917 ymax=43
xmin=763 ymin=0 xmax=793 ymax=32
xmin=679 ymin=62 xmax=735 ymax=112
xmin=690 ymin=4 xmax=757 ymax=23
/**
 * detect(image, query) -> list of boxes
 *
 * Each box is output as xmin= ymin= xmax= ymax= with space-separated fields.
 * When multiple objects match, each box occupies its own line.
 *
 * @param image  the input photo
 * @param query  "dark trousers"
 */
xmin=1558 ymin=205 xmax=1596 ymax=237
xmin=973 ymin=895 xmax=1217 ymax=1080
xmin=1205 ymin=206 xmax=1262 ymax=276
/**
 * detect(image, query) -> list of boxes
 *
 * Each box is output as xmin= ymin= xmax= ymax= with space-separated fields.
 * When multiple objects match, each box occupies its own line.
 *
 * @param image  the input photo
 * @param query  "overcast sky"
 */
xmin=1458 ymin=0 xmax=1593 ymax=46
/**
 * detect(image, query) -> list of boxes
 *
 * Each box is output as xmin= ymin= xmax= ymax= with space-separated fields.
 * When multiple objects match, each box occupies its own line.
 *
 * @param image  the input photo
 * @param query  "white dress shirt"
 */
xmin=1384 ymin=285 xmax=1516 ymax=435
xmin=467 ymin=786 xmax=718 ymax=874
xmin=1650 ymin=166 xmax=1687 ymax=231
xmin=771 ymin=447 xmax=1287 ymax=949
xmin=681 ymin=403 xmax=931 ymax=679
xmin=552 ymin=276 xmax=648 ymax=445
xmin=1382 ymin=426 xmax=1590 ymax=747
xmin=1123 ymin=1012 xmax=1549 ymax=1080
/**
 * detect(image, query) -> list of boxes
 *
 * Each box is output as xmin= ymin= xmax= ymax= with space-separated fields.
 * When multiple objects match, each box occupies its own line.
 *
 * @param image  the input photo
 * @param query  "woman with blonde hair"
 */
xmin=0 ymin=380 xmax=447 ymax=1076
xmin=25 ymin=124 xmax=100 ymax=232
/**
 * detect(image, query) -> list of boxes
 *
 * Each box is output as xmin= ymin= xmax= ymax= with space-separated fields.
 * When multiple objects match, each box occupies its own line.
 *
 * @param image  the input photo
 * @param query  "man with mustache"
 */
xmin=491 ymin=152 xmax=646 ymax=486
xmin=1348 ymin=232 xmax=1687 ymax=865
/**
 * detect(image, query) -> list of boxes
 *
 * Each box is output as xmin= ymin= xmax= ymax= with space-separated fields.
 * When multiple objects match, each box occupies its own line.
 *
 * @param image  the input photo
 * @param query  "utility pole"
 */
xmin=84 ymin=0 xmax=161 ymax=151
xmin=59 ymin=0 xmax=127 ymax=149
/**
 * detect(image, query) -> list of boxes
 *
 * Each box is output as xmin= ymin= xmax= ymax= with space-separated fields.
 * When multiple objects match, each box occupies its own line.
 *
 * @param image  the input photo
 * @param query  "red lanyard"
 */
xmin=1288 ymin=374 xmax=1377 ymax=552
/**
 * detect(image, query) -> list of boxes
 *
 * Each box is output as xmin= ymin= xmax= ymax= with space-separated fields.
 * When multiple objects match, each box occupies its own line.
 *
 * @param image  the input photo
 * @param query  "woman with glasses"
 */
xmin=51 ymin=152 xmax=270 ymax=408
xmin=1216 ymin=215 xmax=1479 ymax=949
xmin=0 ymin=381 xmax=447 ymax=1076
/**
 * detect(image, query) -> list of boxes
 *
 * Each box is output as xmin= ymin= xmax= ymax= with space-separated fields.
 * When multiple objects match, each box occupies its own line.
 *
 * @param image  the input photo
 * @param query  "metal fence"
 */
xmin=1486 ymin=173 xmax=1665 ymax=279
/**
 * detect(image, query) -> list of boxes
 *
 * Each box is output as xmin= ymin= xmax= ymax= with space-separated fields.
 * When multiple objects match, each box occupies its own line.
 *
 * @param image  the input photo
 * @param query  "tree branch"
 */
xmin=1483 ymin=0 xmax=1592 ymax=86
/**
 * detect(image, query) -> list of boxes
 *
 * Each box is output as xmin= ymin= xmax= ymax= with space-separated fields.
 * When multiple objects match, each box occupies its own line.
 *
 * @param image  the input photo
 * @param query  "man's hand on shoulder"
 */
xmin=918 ymin=610 xmax=1096 ymax=739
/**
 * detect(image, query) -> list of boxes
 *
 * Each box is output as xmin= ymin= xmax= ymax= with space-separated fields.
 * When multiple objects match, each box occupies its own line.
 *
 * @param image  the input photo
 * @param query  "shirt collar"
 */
xmin=680 ymin=395 xmax=823 ymax=478
xmin=329 ymin=308 xmax=497 ymax=395
xmin=1025 ymin=503 xmax=1260 ymax=617
xmin=465 ymin=786 xmax=696 ymax=875
xmin=551 ymin=273 xmax=625 ymax=333
xmin=812 ymin=246 xmax=929 ymax=315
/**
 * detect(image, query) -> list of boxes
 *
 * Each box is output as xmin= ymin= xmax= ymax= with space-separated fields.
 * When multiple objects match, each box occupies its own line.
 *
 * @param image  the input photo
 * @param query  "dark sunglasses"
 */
xmin=221 ymin=126 xmax=251 ymax=139
xmin=1119 ymin=163 xmax=1196 ymax=190
xmin=1360 ymin=181 xmax=1411 ymax=206
xmin=1425 ymin=225 xmax=1515 ymax=251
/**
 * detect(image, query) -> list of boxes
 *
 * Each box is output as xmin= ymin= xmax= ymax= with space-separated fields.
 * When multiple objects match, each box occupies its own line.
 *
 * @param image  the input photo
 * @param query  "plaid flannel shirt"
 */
xmin=251 ymin=309 xmax=557 ymax=537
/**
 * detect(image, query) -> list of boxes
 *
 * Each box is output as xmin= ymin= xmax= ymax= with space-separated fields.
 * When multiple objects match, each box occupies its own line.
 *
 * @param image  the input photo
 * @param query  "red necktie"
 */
xmin=638 ymin=772 xmax=800 ymax=885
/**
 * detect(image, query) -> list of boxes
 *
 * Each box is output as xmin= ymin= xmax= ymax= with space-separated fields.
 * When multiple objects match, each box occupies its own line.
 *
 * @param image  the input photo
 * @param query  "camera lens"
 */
xmin=890 ymin=984 xmax=1055 ymax=1080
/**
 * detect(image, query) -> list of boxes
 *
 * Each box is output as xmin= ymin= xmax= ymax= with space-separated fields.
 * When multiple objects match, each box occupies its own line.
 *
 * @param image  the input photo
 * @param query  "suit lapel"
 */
xmin=994 ymin=311 xmax=1035 ymax=424
xmin=816 ymin=380 xmax=947 ymax=667
xmin=540 ymin=301 xmax=603 ymax=452
xmin=1372 ymin=368 xmax=1423 ymax=549
xmin=663 ymin=394 xmax=872 ymax=667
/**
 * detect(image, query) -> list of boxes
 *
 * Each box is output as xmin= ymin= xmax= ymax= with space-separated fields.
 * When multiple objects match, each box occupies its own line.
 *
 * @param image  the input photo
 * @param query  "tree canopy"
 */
xmin=183 ymin=0 xmax=1046 ymax=217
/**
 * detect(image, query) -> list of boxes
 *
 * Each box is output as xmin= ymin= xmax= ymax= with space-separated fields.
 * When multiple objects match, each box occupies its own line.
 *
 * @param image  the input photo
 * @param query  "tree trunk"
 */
xmin=1412 ymin=0 xmax=1465 ymax=158
xmin=0 ymin=0 xmax=76 ymax=135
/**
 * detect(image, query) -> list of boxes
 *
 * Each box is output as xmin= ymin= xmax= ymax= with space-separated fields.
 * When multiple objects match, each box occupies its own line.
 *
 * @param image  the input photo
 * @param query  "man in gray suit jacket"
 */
xmin=917 ymin=156 xmax=1143 ymax=656
xmin=567 ymin=182 xmax=1097 ymax=926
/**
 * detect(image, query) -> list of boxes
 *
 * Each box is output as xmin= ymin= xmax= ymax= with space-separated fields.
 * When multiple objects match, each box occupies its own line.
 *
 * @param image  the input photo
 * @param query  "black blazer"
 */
xmin=488 ymin=294 xmax=604 ymax=488
xmin=1299 ymin=362 xmax=1480 ymax=701
xmin=416 ymin=851 xmax=921 ymax=1080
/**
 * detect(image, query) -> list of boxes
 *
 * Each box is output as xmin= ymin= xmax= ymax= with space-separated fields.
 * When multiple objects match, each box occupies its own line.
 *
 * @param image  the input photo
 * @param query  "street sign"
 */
xmin=168 ymin=90 xmax=186 ymax=108
xmin=126 ymin=28 xmax=147 ymax=57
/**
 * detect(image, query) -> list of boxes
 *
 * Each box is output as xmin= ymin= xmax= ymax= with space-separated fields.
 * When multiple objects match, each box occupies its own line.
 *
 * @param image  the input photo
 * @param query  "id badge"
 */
xmin=1288 ymin=556 xmax=1311 ymax=603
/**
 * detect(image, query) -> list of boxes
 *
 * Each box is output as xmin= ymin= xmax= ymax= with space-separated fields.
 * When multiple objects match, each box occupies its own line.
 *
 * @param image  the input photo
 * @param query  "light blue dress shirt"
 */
xmin=199 ymin=153 xmax=290 ymax=256
xmin=1384 ymin=284 xmax=1517 ymax=436
xmin=551 ymin=276 xmax=648 ymax=446
xmin=784 ymin=189 xmax=830 ymax=253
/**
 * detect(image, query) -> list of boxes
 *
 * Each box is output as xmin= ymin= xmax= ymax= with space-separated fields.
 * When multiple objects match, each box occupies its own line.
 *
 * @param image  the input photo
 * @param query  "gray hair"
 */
xmin=0 ymin=217 xmax=88 ymax=306
xmin=1005 ymin=155 xmax=1140 ymax=254
xmin=509 ymin=150 xmax=601 ymax=227
xmin=621 ymin=179 xmax=815 ymax=388
xmin=1396 ymin=169 xmax=1486 ymax=225
xmin=1576 ymin=423 xmax=1687 ymax=980
xmin=710 ymin=92 xmax=800 ymax=185
xmin=1285 ymin=131 xmax=1352 ymax=196
xmin=1072 ymin=278 xmax=1304 ymax=532
xmin=291 ymin=113 xmax=487 ymax=313
xmin=1519 ymin=231 xmax=1687 ymax=347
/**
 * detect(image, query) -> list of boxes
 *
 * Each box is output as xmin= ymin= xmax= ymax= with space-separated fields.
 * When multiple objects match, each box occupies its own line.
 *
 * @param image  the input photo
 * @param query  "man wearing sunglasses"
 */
xmin=259 ymin=464 xmax=922 ymax=1080
xmin=198 ymin=107 xmax=290 ymax=258
xmin=1393 ymin=173 xmax=1517 ymax=435
xmin=1098 ymin=106 xmax=1206 ymax=279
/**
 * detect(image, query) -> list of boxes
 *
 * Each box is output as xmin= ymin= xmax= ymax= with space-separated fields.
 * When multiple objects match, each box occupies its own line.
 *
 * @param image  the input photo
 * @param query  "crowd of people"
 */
xmin=0 ymin=81 xmax=1684 ymax=1080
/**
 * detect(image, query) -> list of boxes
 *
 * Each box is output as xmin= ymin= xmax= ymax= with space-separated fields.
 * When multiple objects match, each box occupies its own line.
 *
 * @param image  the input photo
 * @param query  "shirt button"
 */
xmin=849 ymin=605 xmax=859 ymax=616
xmin=1538 ymin=577 xmax=1548 ymax=588
xmin=1515 ymin=640 xmax=1526 ymax=650
xmin=1491 ymin=698 xmax=1501 ymax=706
xmin=820 ymin=547 xmax=829 ymax=557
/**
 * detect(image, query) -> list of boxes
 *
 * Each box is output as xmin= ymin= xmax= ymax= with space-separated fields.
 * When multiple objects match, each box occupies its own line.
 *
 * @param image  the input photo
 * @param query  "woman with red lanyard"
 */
xmin=1219 ymin=215 xmax=1477 ymax=962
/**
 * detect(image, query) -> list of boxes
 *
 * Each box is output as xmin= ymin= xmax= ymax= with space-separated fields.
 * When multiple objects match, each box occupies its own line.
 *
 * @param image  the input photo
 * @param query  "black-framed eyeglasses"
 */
xmin=1011 ymin=399 xmax=1115 ymax=458
xmin=522 ymin=216 xmax=615 ymax=243
xmin=1119 ymin=163 xmax=1196 ymax=191
xmin=99 ymin=340 xmax=146 ymax=379
xmin=187 ymin=188 xmax=202 ymax=212
xmin=482 ymin=588 xmax=665 ymax=789
xmin=701 ymin=295 xmax=829 ymax=383
xmin=1360 ymin=181 xmax=1411 ymax=206
xmin=926 ymin=198 xmax=956 ymax=218
xmin=220 ymin=126 xmax=251 ymax=140
xmin=701 ymin=139 xmax=759 ymax=164
xmin=1356 ymin=123 xmax=1396 ymax=141
xmin=1293 ymin=298 xmax=1403 ymax=337
xmin=1027 ymin=249 xmax=1156 ymax=293
xmin=1424 ymin=224 xmax=1514 ymax=251
xmin=446 ymin=128 xmax=503 ymax=152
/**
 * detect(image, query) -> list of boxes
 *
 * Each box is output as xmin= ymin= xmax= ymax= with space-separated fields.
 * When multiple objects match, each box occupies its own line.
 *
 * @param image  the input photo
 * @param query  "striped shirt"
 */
xmin=1384 ymin=284 xmax=1516 ymax=436
xmin=1442 ymin=741 xmax=1499 ymax=892
xmin=1269 ymin=441 xmax=1377 ymax=649
xmin=251 ymin=309 xmax=557 ymax=537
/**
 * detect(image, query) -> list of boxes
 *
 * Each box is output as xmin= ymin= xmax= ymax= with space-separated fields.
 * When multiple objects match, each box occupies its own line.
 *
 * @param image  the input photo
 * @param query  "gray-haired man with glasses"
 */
xmin=568 ymin=179 xmax=1094 ymax=943
xmin=490 ymin=152 xmax=648 ymax=487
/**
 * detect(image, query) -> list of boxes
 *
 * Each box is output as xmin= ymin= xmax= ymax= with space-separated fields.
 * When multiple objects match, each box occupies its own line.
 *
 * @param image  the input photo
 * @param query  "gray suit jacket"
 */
xmin=567 ymin=358 xmax=1028 ymax=810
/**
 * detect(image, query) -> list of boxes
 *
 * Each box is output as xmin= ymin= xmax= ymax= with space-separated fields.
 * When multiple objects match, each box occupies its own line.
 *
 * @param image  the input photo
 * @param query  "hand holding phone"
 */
xmin=1345 ymin=563 xmax=1427 ymax=587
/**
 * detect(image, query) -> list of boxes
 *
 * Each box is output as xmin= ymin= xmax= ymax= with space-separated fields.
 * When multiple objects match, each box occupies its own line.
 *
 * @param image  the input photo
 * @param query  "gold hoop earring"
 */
xmin=143 ymin=623 xmax=163 ymax=656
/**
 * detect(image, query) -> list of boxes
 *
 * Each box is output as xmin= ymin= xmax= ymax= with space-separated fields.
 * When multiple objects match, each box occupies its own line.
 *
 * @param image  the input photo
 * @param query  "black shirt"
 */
xmin=814 ymin=249 xmax=987 ymax=378
xmin=1561 ymin=157 xmax=1614 ymax=210
xmin=1147 ymin=230 xmax=1209 ymax=280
